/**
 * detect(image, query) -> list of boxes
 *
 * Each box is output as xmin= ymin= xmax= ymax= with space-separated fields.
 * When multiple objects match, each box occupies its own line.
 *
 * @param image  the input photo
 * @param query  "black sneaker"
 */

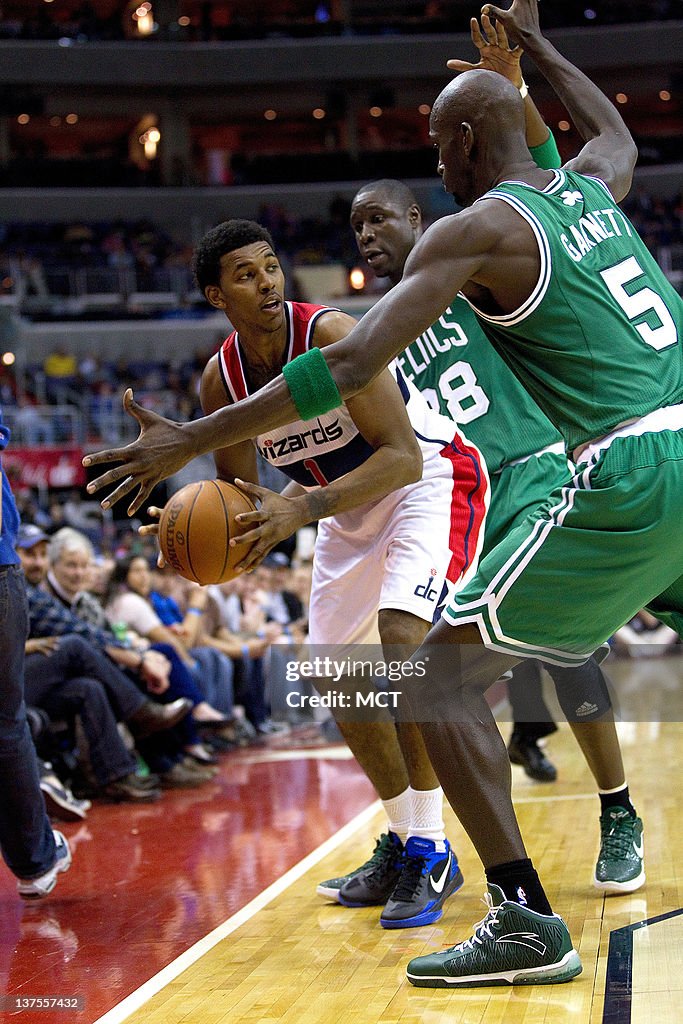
xmin=380 ymin=836 xmax=464 ymax=929
xmin=101 ymin=773 xmax=162 ymax=802
xmin=336 ymin=832 xmax=405 ymax=907
xmin=508 ymin=734 xmax=557 ymax=782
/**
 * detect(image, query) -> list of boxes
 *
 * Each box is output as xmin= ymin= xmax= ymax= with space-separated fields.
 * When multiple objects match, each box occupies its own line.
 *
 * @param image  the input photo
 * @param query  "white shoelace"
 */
xmin=452 ymin=892 xmax=503 ymax=952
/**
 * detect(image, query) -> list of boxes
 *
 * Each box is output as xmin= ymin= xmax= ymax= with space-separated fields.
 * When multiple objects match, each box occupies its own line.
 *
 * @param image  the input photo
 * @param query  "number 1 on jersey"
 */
xmin=304 ymin=458 xmax=329 ymax=486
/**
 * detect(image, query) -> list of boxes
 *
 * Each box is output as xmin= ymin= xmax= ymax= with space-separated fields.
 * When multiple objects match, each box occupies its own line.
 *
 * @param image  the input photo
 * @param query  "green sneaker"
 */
xmin=593 ymin=808 xmax=645 ymax=894
xmin=316 ymin=832 xmax=403 ymax=903
xmin=406 ymin=884 xmax=582 ymax=988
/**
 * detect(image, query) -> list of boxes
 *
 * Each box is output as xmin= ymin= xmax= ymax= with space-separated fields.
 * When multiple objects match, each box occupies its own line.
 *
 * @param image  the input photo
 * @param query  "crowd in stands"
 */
xmin=621 ymin=189 xmax=683 ymax=263
xmin=1 ymin=1 xmax=679 ymax=43
xmin=0 ymin=189 xmax=679 ymax=448
xmin=1 ymin=189 xmax=681 ymax=316
xmin=0 ymin=219 xmax=195 ymax=305
xmin=0 ymin=203 xmax=360 ymax=308
xmin=15 ymin=508 xmax=315 ymax=825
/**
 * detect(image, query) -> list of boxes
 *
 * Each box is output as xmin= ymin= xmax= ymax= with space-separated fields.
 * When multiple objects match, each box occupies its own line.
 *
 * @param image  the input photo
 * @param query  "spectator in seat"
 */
xmin=24 ymin=633 xmax=163 ymax=803
xmin=42 ymin=345 xmax=77 ymax=403
xmin=17 ymin=524 xmax=211 ymax=789
xmin=104 ymin=553 xmax=235 ymax=763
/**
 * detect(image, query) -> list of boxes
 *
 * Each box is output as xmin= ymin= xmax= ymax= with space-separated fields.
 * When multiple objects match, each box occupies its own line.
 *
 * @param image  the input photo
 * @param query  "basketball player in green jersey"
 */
xmin=85 ymin=0 xmax=683 ymax=987
xmin=315 ymin=18 xmax=642 ymax=920
xmin=349 ymin=169 xmax=645 ymax=881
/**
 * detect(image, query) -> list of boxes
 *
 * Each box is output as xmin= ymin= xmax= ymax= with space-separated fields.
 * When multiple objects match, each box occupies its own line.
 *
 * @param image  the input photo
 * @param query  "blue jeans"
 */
xmin=0 ymin=565 xmax=56 ymax=880
xmin=189 ymin=647 xmax=234 ymax=717
xmin=234 ymin=656 xmax=268 ymax=728
xmin=133 ymin=643 xmax=204 ymax=770
xmin=24 ymin=635 xmax=138 ymax=786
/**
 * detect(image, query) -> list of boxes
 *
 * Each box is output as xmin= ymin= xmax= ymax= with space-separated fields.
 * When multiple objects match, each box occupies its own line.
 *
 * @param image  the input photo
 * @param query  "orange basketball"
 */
xmin=158 ymin=479 xmax=258 ymax=585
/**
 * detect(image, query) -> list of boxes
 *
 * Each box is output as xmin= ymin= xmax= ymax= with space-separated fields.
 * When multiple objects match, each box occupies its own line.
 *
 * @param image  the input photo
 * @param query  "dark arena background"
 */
xmin=0 ymin=3 xmax=681 ymax=1023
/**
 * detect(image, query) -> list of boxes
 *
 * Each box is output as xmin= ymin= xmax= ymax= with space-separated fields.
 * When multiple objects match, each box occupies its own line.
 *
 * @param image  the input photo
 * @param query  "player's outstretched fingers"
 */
xmin=447 ymin=17 xmax=479 ymax=72
xmin=139 ymin=507 xmax=161 ymax=538
xmin=480 ymin=0 xmax=541 ymax=48
xmin=139 ymin=508 xmax=164 ymax=566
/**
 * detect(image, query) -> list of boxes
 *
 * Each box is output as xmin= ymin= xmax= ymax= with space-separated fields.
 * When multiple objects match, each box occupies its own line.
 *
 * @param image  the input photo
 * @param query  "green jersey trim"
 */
xmin=542 ymin=169 xmax=566 ymax=194
xmin=582 ymin=174 xmax=614 ymax=202
xmin=465 ymin=192 xmax=553 ymax=327
xmin=495 ymin=169 xmax=566 ymax=194
xmin=495 ymin=440 xmax=566 ymax=473
xmin=575 ymin=402 xmax=683 ymax=464
xmin=442 ymin=609 xmax=591 ymax=666
xmin=442 ymin=472 xmax=596 ymax=666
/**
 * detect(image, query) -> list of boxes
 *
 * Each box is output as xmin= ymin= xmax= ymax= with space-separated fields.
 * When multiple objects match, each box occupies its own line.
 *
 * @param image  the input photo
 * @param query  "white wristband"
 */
xmin=519 ymin=78 xmax=529 ymax=99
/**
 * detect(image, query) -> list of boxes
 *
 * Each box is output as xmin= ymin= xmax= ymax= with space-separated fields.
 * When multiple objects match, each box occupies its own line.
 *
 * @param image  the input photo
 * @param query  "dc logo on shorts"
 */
xmin=414 ymin=568 xmax=439 ymax=602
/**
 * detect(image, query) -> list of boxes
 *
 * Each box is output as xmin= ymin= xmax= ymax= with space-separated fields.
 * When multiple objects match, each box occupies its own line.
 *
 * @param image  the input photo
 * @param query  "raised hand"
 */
xmin=447 ymin=13 xmax=523 ymax=87
xmin=479 ymin=0 xmax=543 ymax=50
xmin=82 ymin=389 xmax=195 ymax=516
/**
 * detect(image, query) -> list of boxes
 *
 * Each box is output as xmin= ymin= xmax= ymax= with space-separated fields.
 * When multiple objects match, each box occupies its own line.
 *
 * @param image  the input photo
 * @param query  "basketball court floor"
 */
xmin=1 ymin=656 xmax=681 ymax=1024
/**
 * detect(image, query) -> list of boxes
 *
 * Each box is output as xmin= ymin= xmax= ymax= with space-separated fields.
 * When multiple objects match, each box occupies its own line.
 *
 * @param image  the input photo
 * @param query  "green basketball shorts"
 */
xmin=483 ymin=447 xmax=571 ymax=558
xmin=444 ymin=408 xmax=683 ymax=665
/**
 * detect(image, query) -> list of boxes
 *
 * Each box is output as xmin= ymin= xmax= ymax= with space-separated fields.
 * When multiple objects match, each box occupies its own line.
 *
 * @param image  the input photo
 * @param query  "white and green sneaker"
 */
xmin=406 ymin=884 xmax=582 ymax=988
xmin=593 ymin=808 xmax=645 ymax=894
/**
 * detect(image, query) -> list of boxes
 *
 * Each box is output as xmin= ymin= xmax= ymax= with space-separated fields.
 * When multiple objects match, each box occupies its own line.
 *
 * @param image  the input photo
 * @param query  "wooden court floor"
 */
xmin=1 ymin=657 xmax=681 ymax=1024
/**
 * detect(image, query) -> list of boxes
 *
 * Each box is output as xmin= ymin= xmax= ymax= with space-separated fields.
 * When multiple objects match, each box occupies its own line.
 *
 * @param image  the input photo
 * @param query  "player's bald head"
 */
xmin=429 ymin=70 xmax=527 ymax=205
xmin=431 ymin=69 xmax=525 ymax=138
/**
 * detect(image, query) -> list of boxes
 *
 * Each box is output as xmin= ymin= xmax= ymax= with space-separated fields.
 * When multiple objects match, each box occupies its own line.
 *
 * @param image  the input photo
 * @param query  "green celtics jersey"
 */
xmin=394 ymin=295 xmax=563 ymax=473
xmin=468 ymin=169 xmax=683 ymax=452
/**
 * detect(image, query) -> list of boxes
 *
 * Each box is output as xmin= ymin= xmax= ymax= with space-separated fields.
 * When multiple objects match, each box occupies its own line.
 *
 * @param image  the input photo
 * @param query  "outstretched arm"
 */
xmin=201 ymin=318 xmax=423 ymax=571
xmin=83 ymin=212 xmax=489 ymax=514
xmin=230 ymin=364 xmax=423 ymax=572
xmin=482 ymin=0 xmax=637 ymax=199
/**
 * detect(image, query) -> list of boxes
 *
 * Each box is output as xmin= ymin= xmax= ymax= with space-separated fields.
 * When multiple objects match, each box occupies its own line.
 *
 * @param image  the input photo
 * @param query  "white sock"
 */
xmin=381 ymin=787 xmax=412 ymax=845
xmin=409 ymin=786 xmax=446 ymax=849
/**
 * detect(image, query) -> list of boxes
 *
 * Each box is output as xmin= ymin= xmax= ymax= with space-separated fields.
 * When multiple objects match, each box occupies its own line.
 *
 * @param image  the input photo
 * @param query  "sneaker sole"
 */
xmin=337 ymin=891 xmax=396 ymax=908
xmin=40 ymin=787 xmax=89 ymax=822
xmin=593 ymin=868 xmax=645 ymax=894
xmin=316 ymin=883 xmax=344 ymax=902
xmin=18 ymin=839 xmax=73 ymax=900
xmin=380 ymin=868 xmax=465 ymax=929
xmin=407 ymin=949 xmax=583 ymax=987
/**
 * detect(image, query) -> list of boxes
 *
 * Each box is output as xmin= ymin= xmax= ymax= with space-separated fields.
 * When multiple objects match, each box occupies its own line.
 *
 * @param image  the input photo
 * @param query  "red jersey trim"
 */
xmin=218 ymin=302 xmax=339 ymax=402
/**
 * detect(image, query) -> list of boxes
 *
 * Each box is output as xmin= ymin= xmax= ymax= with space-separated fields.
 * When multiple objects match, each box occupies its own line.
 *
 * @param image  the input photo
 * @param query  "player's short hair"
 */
xmin=354 ymin=179 xmax=419 ymax=210
xmin=193 ymin=220 xmax=275 ymax=292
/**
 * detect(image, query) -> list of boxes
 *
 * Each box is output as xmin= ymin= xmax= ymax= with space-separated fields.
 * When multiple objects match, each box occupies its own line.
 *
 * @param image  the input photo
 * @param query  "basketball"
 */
xmin=158 ymin=479 xmax=258 ymax=585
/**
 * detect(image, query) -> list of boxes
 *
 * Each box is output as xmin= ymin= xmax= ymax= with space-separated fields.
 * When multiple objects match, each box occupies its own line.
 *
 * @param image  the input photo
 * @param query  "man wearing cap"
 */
xmin=0 ymin=409 xmax=71 ymax=898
